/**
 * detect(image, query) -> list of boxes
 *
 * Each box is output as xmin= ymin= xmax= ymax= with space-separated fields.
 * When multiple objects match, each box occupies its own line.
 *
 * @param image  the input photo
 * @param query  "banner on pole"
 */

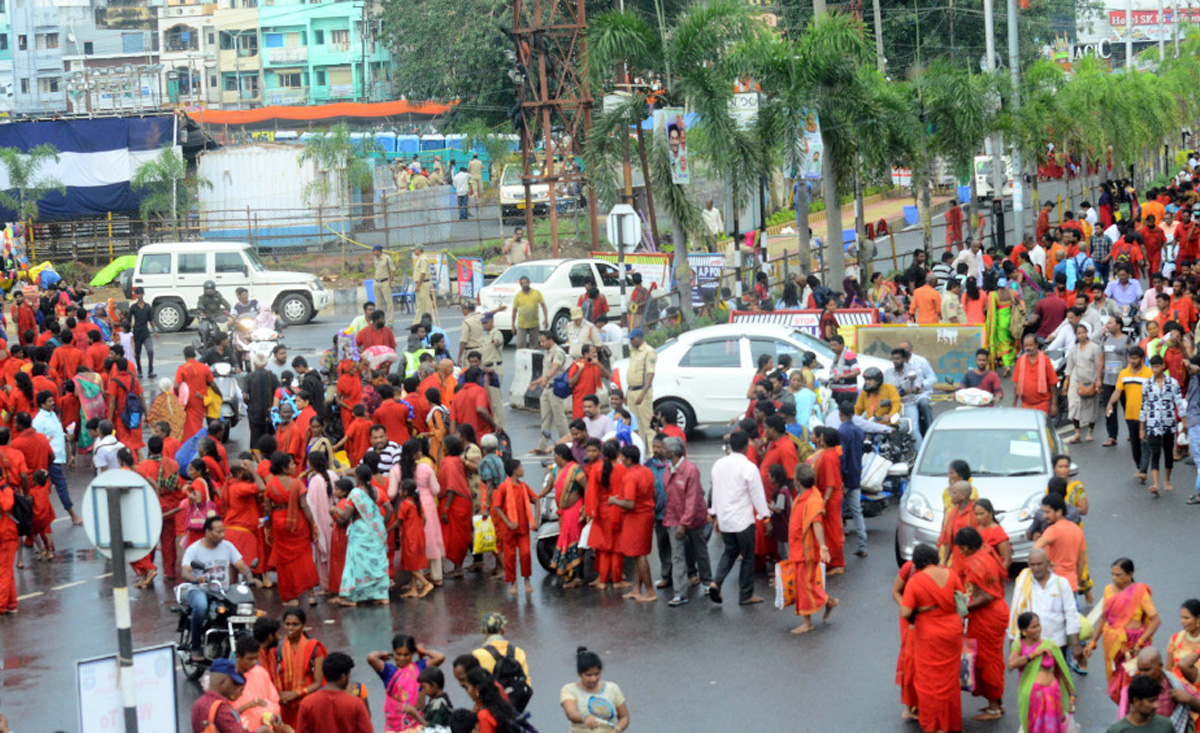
xmin=688 ymin=253 xmax=726 ymax=306
xmin=797 ymin=109 xmax=824 ymax=180
xmin=456 ymin=257 xmax=485 ymax=299
xmin=590 ymin=251 xmax=672 ymax=291
xmin=655 ymin=108 xmax=690 ymax=184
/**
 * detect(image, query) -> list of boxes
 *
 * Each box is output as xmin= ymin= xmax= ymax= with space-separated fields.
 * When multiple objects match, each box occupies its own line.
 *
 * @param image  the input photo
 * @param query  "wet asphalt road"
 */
xmin=2 ymin=298 xmax=1199 ymax=733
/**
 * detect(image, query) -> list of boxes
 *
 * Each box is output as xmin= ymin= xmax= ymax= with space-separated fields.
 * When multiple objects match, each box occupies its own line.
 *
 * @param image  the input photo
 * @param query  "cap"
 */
xmin=570 ymin=306 xmax=583 ymax=319
xmin=372 ymin=245 xmax=383 ymax=252
xmin=210 ymin=658 xmax=246 ymax=685
xmin=482 ymin=611 xmax=507 ymax=634
xmin=414 ymin=243 xmax=425 ymax=252
xmin=629 ymin=328 xmax=645 ymax=339
xmin=481 ymin=313 xmax=494 ymax=324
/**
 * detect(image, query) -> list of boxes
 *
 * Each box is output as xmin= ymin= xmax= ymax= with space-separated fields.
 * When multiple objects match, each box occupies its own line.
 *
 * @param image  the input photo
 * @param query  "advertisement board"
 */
xmin=590 ymin=251 xmax=672 ymax=291
xmin=77 ymin=644 xmax=178 ymax=733
xmin=456 ymin=257 xmax=485 ymax=299
xmin=688 ymin=253 xmax=726 ymax=306
xmin=796 ymin=109 xmax=823 ymax=180
xmin=855 ymin=324 xmax=984 ymax=383
xmin=655 ymin=108 xmax=690 ymax=184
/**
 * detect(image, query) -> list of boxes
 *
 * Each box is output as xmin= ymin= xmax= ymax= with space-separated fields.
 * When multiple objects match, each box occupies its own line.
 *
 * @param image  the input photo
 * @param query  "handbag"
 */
xmin=1076 ymin=380 xmax=1097 ymax=397
xmin=773 ymin=560 xmax=797 ymax=610
xmin=472 ymin=515 xmax=498 ymax=554
xmin=954 ymin=589 xmax=970 ymax=618
xmin=1009 ymin=298 xmax=1027 ymax=340
xmin=960 ymin=638 xmax=978 ymax=692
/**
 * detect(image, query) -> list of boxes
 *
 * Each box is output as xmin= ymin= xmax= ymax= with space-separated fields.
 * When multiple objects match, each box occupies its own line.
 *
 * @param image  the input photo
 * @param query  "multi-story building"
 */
xmin=62 ymin=3 xmax=162 ymax=115
xmin=215 ymin=3 xmax=260 ymax=109
xmin=258 ymin=0 xmax=389 ymax=107
xmin=0 ymin=2 xmax=13 ymax=115
xmin=10 ymin=0 xmax=66 ymax=115
xmin=158 ymin=0 xmax=219 ymax=109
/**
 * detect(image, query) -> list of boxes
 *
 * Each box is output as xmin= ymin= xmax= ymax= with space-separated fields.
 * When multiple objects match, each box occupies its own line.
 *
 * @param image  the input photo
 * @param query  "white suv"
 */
xmin=125 ymin=241 xmax=330 ymax=331
xmin=477 ymin=258 xmax=628 ymax=342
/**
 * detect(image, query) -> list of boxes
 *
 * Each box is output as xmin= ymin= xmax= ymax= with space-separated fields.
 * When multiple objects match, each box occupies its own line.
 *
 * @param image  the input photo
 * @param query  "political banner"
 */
xmin=855 ymin=324 xmax=984 ymax=383
xmin=688 ymin=253 xmax=726 ymax=306
xmin=590 ymin=251 xmax=672 ymax=290
xmin=456 ymin=257 xmax=485 ymax=299
xmin=797 ymin=109 xmax=823 ymax=180
xmin=655 ymin=108 xmax=690 ymax=184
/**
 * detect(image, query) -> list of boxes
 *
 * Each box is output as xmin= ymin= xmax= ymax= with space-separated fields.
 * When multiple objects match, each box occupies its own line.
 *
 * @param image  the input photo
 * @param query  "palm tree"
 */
xmin=0 ymin=144 xmax=65 ymax=224
xmin=131 ymin=147 xmax=212 ymax=238
xmin=298 ymin=122 xmax=376 ymax=208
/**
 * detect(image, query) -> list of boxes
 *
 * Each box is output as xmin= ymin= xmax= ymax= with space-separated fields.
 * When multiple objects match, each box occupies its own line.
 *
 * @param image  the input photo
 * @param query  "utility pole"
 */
xmin=1127 ymin=0 xmax=1134 ymax=71
xmin=1160 ymin=0 xmax=1166 ymax=61
xmin=1007 ymin=0 xmax=1024 ymax=239
xmin=984 ymin=0 xmax=1006 ymax=251
xmin=872 ymin=0 xmax=885 ymax=73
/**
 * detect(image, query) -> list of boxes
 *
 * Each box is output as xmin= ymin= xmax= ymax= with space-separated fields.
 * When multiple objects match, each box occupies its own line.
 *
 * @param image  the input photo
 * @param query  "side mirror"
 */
xmin=190 ymin=560 xmax=207 ymax=573
xmin=889 ymin=412 xmax=900 ymax=425
xmin=1069 ymin=462 xmax=1079 ymax=477
xmin=239 ymin=265 xmax=248 ymax=276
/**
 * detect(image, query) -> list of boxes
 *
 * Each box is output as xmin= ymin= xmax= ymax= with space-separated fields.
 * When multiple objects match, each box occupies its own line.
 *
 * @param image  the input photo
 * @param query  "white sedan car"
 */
xmin=477 ymin=258 xmax=628 ymax=342
xmin=610 ymin=323 xmax=891 ymax=432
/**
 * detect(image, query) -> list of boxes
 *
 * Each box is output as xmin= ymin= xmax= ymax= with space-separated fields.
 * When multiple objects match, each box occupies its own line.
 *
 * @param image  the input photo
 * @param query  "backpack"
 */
xmin=119 ymin=380 xmax=143 ymax=430
xmin=551 ymin=370 xmax=572 ymax=399
xmin=485 ymin=643 xmax=532 ymax=713
xmin=5 ymin=486 xmax=33 ymax=537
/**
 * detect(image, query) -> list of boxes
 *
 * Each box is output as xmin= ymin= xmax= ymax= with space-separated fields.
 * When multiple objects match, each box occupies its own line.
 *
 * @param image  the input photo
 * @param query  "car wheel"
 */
xmin=277 ymin=294 xmax=313 ymax=326
xmin=551 ymin=310 xmax=570 ymax=342
xmin=654 ymin=397 xmax=695 ymax=433
xmin=152 ymin=300 xmax=186 ymax=333
xmin=894 ymin=530 xmax=904 ymax=568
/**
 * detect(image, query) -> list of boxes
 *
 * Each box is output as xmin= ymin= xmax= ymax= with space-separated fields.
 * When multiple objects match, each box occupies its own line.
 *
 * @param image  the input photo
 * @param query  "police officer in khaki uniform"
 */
xmin=372 ymin=245 xmax=397 ymax=327
xmin=626 ymin=328 xmax=657 ymax=445
xmin=480 ymin=312 xmax=506 ymax=430
xmin=458 ymin=301 xmax=484 ymax=364
xmin=412 ymin=244 xmax=437 ymax=326
xmin=531 ymin=331 xmax=569 ymax=453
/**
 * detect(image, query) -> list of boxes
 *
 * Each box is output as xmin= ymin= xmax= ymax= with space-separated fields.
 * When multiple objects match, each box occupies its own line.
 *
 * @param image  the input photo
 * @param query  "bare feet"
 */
xmin=823 ymin=597 xmax=840 ymax=622
xmin=1166 ymin=481 xmax=1175 ymax=492
xmin=332 ymin=597 xmax=357 ymax=607
xmin=622 ymin=590 xmax=638 ymax=600
xmin=588 ymin=579 xmax=606 ymax=588
xmin=827 ymin=567 xmax=845 ymax=576
xmin=637 ymin=593 xmax=657 ymax=603
xmin=418 ymin=582 xmax=434 ymax=598
xmin=901 ymin=708 xmax=918 ymax=721
xmin=373 ymin=599 xmax=390 ymax=606
xmin=401 ymin=589 xmax=418 ymax=598
xmin=524 ymin=581 xmax=533 ymax=594
xmin=790 ymin=622 xmax=815 ymax=634
xmin=563 ymin=579 xmax=583 ymax=588
xmin=740 ymin=596 xmax=764 ymax=605
xmin=1137 ymin=472 xmax=1148 ymax=483
xmin=508 ymin=584 xmax=517 ymax=596
xmin=613 ymin=581 xmax=632 ymax=589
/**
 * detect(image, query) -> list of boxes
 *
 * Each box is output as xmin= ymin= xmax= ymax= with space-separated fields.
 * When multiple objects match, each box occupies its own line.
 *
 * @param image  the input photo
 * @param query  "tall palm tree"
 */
xmin=0 ymin=144 xmax=65 ymax=224
xmin=298 ymin=122 xmax=377 ymax=207
xmin=131 ymin=147 xmax=212 ymax=238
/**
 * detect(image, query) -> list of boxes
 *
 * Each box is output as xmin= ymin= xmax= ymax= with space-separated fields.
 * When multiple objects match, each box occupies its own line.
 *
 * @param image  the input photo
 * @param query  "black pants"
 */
xmin=248 ymin=419 xmax=272 ymax=454
xmin=713 ymin=525 xmax=756 ymax=603
xmin=1101 ymin=383 xmax=1119 ymax=440
xmin=133 ymin=333 xmax=154 ymax=374
xmin=1126 ymin=419 xmax=1148 ymax=472
xmin=655 ymin=519 xmax=697 ymax=583
xmin=1146 ymin=432 xmax=1175 ymax=472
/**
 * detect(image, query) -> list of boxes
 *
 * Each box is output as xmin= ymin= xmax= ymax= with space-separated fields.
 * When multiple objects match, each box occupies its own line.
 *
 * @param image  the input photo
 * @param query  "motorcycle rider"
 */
xmin=198 ymin=281 xmax=231 ymax=322
xmin=181 ymin=515 xmax=259 ymax=663
xmin=854 ymin=366 xmax=901 ymax=424
xmin=201 ymin=332 xmax=238 ymax=370
xmin=231 ymin=287 xmax=259 ymax=319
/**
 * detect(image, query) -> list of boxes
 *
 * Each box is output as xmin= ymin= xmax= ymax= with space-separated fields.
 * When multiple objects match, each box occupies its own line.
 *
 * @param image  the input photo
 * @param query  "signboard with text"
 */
xmin=77 ymin=644 xmax=178 ymax=733
xmin=688 ymin=253 xmax=726 ymax=306
xmin=456 ymin=257 xmax=485 ymax=299
xmin=731 ymin=308 xmax=880 ymax=342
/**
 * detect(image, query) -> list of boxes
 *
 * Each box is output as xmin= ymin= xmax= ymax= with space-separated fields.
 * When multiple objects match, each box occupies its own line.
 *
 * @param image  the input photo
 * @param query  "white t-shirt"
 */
xmin=92 ymin=436 xmax=126 ymax=475
xmin=560 ymin=681 xmax=625 ymax=733
xmin=182 ymin=539 xmax=243 ymax=586
xmin=453 ymin=171 xmax=471 ymax=196
xmin=599 ymin=323 xmax=623 ymax=343
xmin=1104 ymin=224 xmax=1121 ymax=244
xmin=1029 ymin=246 xmax=1046 ymax=271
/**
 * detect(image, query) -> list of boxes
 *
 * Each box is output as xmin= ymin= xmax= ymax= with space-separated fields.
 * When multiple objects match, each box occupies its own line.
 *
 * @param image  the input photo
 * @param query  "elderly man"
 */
xmin=626 ymin=328 xmax=657 ymax=446
xmin=190 ymin=658 xmax=252 ymax=733
xmin=662 ymin=435 xmax=711 ymax=606
xmin=898 ymin=340 xmax=936 ymax=434
xmin=1007 ymin=548 xmax=1084 ymax=669
xmin=707 ymin=431 xmax=769 ymax=606
xmin=1119 ymin=648 xmax=1200 ymax=730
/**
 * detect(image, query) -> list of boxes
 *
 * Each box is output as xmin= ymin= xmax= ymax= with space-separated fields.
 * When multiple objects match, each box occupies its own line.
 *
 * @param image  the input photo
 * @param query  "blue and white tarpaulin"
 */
xmin=0 ymin=116 xmax=178 ymax=221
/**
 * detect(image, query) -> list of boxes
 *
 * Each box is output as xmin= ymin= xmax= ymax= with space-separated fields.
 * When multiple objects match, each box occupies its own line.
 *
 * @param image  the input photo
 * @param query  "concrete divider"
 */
xmin=510 ymin=348 xmax=543 ymax=410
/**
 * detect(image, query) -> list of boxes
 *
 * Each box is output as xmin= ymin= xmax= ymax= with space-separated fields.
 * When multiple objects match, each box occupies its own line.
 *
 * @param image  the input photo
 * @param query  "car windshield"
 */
xmin=243 ymin=248 xmax=268 ymax=272
xmin=917 ymin=427 xmax=1045 ymax=476
xmin=788 ymin=330 xmax=836 ymax=360
xmin=502 ymin=166 xmax=521 ymax=186
xmin=492 ymin=263 xmax=557 ymax=286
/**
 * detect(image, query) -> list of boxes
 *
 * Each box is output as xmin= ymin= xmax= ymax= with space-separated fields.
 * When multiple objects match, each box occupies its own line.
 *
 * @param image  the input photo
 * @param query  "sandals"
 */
xmin=1102 ymin=439 xmax=1117 ymax=447
xmin=1187 ymin=494 xmax=1200 ymax=505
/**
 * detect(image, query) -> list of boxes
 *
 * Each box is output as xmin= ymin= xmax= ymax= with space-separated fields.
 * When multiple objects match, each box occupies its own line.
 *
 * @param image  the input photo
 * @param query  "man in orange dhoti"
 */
xmin=789 ymin=464 xmax=838 ymax=634
xmin=175 ymin=346 xmax=215 ymax=441
xmin=1012 ymin=333 xmax=1059 ymax=415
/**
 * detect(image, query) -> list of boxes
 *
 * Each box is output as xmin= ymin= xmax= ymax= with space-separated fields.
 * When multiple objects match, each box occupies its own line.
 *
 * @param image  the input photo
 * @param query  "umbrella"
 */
xmin=89 ymin=255 xmax=138 ymax=287
xmin=363 ymin=345 xmax=398 ymax=368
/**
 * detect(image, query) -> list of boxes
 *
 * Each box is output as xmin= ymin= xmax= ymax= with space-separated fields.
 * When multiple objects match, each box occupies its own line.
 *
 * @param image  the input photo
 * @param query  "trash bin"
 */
xmin=903 ymin=205 xmax=919 ymax=226
xmin=957 ymin=185 xmax=971 ymax=204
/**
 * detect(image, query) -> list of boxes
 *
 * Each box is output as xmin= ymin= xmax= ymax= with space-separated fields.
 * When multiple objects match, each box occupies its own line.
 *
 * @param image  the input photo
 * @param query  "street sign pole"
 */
xmin=105 ymin=485 xmax=138 ymax=733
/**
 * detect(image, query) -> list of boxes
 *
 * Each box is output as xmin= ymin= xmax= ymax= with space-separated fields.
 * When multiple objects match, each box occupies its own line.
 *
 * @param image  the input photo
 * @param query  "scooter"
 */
xmin=174 ymin=561 xmax=259 ymax=681
xmin=211 ymin=361 xmax=242 ymax=430
xmin=535 ymin=461 xmax=560 ymax=572
xmin=232 ymin=314 xmax=283 ymax=373
xmin=860 ymin=411 xmax=917 ymax=518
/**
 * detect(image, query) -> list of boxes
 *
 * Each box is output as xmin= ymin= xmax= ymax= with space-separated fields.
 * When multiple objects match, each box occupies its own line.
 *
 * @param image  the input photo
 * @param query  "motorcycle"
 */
xmin=860 ymin=410 xmax=917 ymax=518
xmin=231 ymin=313 xmax=283 ymax=373
xmin=211 ymin=361 xmax=243 ymax=430
xmin=1047 ymin=348 xmax=1071 ymax=428
xmin=535 ymin=460 xmax=561 ymax=572
xmin=189 ymin=309 xmax=222 ymax=352
xmin=174 ymin=561 xmax=259 ymax=681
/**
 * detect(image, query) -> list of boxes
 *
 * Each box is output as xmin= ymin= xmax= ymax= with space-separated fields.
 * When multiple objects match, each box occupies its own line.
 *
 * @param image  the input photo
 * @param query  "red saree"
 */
xmin=896 ymin=562 xmax=918 ymax=710
xmin=265 ymin=476 xmax=319 ymax=602
xmin=963 ymin=546 xmax=1010 ymax=702
xmin=1102 ymin=582 xmax=1156 ymax=702
xmin=938 ymin=501 xmax=978 ymax=572
xmin=901 ymin=569 xmax=965 ymax=733
xmin=810 ymin=447 xmax=844 ymax=569
xmin=787 ymin=487 xmax=828 ymax=615
xmin=437 ymin=455 xmax=473 ymax=565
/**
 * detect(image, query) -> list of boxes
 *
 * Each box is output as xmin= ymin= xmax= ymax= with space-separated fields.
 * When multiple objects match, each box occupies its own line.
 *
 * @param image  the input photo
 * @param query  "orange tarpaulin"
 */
xmin=191 ymin=99 xmax=456 ymax=126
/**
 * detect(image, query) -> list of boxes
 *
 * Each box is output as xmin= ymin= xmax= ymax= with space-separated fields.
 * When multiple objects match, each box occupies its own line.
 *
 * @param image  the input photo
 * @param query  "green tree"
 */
xmin=131 ymin=147 xmax=212 ymax=238
xmin=0 ymin=144 xmax=65 ymax=223
xmin=298 ymin=123 xmax=377 ymax=207
xmin=459 ymin=118 xmax=515 ymax=189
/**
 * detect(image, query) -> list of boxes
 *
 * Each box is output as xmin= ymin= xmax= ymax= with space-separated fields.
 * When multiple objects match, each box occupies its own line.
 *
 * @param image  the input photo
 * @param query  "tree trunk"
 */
xmin=796 ymin=179 xmax=812 ymax=277
xmin=673 ymin=213 xmax=695 ymax=325
xmin=918 ymin=163 xmax=933 ymax=256
xmin=821 ymin=130 xmax=844 ymax=285
xmin=854 ymin=167 xmax=870 ymax=282
xmin=634 ymin=124 xmax=660 ymax=247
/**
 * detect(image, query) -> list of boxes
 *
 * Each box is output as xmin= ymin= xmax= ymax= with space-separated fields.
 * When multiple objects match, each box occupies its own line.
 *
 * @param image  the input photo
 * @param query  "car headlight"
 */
xmin=307 ymin=280 xmax=323 ymax=292
xmin=904 ymin=492 xmax=934 ymax=522
xmin=237 ymin=603 xmax=255 ymax=617
xmin=1018 ymin=492 xmax=1044 ymax=522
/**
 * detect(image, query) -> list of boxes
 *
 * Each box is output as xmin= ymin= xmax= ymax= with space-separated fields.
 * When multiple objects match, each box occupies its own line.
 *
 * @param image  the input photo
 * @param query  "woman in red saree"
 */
xmin=893 ymin=559 xmax=921 ymax=720
xmin=900 ymin=543 xmax=965 ymax=733
xmin=1088 ymin=557 xmax=1160 ymax=703
xmin=277 ymin=607 xmax=327 ymax=728
xmin=549 ymin=443 xmax=587 ymax=587
xmin=263 ymin=452 xmax=320 ymax=607
xmin=938 ymin=480 xmax=977 ymax=572
xmin=585 ymin=440 xmax=627 ymax=589
xmin=955 ymin=527 xmax=1010 ymax=721
xmin=809 ymin=427 xmax=844 ymax=573
xmin=973 ymin=498 xmax=1012 ymax=574
xmin=788 ymin=463 xmax=837 ymax=634
xmin=224 ymin=462 xmax=266 ymax=577
xmin=436 ymin=435 xmax=473 ymax=574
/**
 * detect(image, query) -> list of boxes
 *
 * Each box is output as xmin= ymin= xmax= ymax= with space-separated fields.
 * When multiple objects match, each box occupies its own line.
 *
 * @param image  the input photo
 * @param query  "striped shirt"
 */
xmin=376 ymin=440 xmax=402 ymax=473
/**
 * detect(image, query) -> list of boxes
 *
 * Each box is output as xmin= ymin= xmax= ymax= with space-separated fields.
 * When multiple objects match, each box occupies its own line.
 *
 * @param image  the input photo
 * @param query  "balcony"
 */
xmin=267 ymin=46 xmax=307 ymax=64
xmin=264 ymin=86 xmax=308 ymax=106
xmin=219 ymin=48 xmax=260 ymax=69
xmin=221 ymin=88 xmax=261 ymax=106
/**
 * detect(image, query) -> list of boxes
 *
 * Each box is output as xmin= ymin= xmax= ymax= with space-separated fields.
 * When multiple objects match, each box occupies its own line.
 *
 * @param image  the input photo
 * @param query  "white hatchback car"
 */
xmin=609 ymin=323 xmax=890 ymax=432
xmin=477 ymin=258 xmax=628 ymax=343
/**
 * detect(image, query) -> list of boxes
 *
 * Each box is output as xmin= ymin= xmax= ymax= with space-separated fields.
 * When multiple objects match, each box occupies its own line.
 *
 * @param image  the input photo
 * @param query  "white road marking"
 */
xmin=95 ymin=573 xmax=112 ymax=579
xmin=16 ymin=592 xmax=43 ymax=601
xmin=51 ymin=580 xmax=87 ymax=591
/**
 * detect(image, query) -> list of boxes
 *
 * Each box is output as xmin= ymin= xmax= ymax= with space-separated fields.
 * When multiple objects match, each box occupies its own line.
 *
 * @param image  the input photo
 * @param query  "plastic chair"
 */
xmin=393 ymin=275 xmax=414 ymax=313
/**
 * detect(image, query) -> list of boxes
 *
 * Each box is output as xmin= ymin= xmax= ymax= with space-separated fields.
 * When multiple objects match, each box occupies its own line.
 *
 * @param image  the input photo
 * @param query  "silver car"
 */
xmin=895 ymin=407 xmax=1072 ymax=565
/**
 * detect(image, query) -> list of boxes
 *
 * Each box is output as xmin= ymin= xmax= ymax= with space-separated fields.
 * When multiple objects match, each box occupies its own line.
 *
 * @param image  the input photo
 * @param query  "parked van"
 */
xmin=974 ymin=155 xmax=1014 ymax=199
xmin=125 ymin=241 xmax=330 ymax=332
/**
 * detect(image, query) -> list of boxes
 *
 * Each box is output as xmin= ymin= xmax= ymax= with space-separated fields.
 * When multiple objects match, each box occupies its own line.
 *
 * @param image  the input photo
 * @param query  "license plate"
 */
xmin=229 ymin=615 xmax=257 ymax=624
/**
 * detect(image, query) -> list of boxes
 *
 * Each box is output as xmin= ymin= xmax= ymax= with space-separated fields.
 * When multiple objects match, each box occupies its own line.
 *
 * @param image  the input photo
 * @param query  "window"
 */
xmin=44 ymin=33 xmax=57 ymax=49
xmin=17 ymin=35 xmax=25 ymax=51
xmin=223 ymin=74 xmax=238 ymax=92
xmin=276 ymin=71 xmax=301 ymax=88
xmin=210 ymin=74 xmax=217 ymax=88
xmin=177 ymin=253 xmax=207 ymax=274
xmin=207 ymin=32 xmax=215 ymax=47
xmin=567 ymin=263 xmax=592 ymax=288
xmin=139 ymin=254 xmax=171 ymax=275
xmin=314 ymin=30 xmax=324 ymax=44
xmin=121 ymin=32 xmax=144 ymax=54
xmin=0 ymin=36 xmax=8 ymax=51
xmin=37 ymin=77 xmax=58 ymax=94
xmin=330 ymin=29 xmax=349 ymax=46
xmin=215 ymin=252 xmax=246 ymax=273
xmin=679 ymin=338 xmax=741 ymax=368
xmin=595 ymin=262 xmax=621 ymax=287
xmin=83 ymin=41 xmax=93 ymax=55
xmin=315 ymin=69 xmax=326 ymax=86
xmin=18 ymin=79 xmax=26 ymax=94
xmin=748 ymin=337 xmax=801 ymax=365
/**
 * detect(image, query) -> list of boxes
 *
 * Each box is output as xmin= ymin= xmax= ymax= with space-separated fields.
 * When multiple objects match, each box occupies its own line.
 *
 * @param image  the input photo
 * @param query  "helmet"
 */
xmin=862 ymin=366 xmax=884 ymax=393
xmin=203 ymin=280 xmax=216 ymax=291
